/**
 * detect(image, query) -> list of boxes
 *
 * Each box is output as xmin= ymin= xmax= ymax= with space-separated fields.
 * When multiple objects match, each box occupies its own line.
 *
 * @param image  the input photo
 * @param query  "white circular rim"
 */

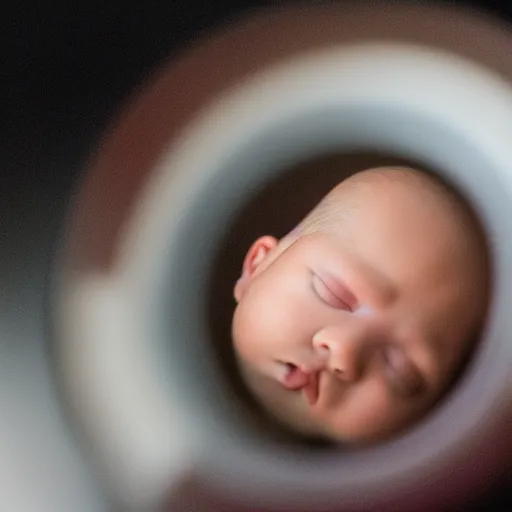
xmin=52 ymin=4 xmax=512 ymax=511
xmin=121 ymin=43 xmax=512 ymax=510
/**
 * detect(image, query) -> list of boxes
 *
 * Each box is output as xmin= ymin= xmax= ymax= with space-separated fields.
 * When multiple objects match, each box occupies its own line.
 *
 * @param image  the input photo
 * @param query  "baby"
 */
xmin=231 ymin=166 xmax=489 ymax=445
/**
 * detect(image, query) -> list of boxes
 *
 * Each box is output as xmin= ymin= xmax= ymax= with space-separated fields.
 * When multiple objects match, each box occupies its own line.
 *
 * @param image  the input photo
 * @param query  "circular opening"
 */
xmin=57 ymin=42 xmax=512 ymax=509
xmin=206 ymin=149 xmax=491 ymax=447
xmin=153 ymin=103 xmax=510 ymax=507
xmin=50 ymin=19 xmax=512 ymax=510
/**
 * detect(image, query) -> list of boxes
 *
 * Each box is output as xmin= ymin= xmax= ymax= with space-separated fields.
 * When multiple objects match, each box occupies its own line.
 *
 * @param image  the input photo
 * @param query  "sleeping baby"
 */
xmin=231 ymin=166 xmax=489 ymax=445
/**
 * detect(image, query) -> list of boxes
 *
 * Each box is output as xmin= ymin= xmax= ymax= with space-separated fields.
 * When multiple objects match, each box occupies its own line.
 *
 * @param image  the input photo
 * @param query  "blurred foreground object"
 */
xmin=3 ymin=1 xmax=511 ymax=511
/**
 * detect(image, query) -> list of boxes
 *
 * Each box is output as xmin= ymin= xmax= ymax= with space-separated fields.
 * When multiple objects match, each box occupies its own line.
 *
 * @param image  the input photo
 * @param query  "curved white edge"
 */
xmin=120 ymin=43 xmax=512 ymax=502
xmin=56 ymin=271 xmax=200 ymax=510
xmin=53 ymin=42 xmax=512 ymax=510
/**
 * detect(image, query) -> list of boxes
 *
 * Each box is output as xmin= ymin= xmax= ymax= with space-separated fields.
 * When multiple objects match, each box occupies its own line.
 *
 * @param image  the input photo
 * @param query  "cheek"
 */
xmin=232 ymin=277 xmax=311 ymax=364
xmin=232 ymin=295 xmax=285 ymax=368
xmin=326 ymin=380 xmax=423 ymax=442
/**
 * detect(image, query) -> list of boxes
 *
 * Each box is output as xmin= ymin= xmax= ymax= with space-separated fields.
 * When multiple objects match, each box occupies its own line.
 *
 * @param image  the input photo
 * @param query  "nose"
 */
xmin=312 ymin=319 xmax=379 ymax=382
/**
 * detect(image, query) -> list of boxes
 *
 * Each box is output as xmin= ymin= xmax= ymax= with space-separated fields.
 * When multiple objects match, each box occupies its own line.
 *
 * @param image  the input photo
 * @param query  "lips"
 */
xmin=281 ymin=363 xmax=310 ymax=390
xmin=279 ymin=363 xmax=321 ymax=406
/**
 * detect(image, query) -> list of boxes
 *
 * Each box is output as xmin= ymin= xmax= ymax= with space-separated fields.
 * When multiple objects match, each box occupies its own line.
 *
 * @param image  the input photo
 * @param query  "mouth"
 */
xmin=278 ymin=362 xmax=320 ymax=406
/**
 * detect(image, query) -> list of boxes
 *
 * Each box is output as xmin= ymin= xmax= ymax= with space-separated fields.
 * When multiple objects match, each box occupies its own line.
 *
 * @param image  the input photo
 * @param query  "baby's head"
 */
xmin=231 ymin=166 xmax=489 ymax=445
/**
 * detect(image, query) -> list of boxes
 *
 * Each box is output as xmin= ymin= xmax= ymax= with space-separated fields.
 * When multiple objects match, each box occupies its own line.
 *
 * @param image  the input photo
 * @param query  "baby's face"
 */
xmin=232 ymin=174 xmax=487 ymax=444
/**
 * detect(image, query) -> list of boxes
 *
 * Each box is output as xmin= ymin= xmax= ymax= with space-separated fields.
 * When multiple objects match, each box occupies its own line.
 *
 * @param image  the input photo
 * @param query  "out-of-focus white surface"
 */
xmin=56 ymin=40 xmax=512 ymax=511
xmin=0 ymin=377 xmax=105 ymax=512
xmin=0 ymin=254 xmax=107 ymax=511
xmin=57 ymin=275 xmax=199 ymax=512
xmin=120 ymin=42 xmax=512 ymax=511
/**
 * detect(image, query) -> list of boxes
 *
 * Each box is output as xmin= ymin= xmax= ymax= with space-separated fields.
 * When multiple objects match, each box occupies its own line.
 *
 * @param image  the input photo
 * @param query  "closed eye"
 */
xmin=311 ymin=273 xmax=353 ymax=311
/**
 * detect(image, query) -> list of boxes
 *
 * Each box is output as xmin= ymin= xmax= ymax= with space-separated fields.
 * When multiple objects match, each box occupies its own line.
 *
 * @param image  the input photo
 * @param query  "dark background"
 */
xmin=1 ymin=1 xmax=510 ymax=510
xmin=3 ymin=0 xmax=511 ymax=266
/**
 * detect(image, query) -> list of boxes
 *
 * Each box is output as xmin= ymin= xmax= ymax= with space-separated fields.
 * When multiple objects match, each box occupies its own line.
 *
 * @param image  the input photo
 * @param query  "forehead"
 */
xmin=326 ymin=176 xmax=478 ymax=282
xmin=285 ymin=189 xmax=485 ymax=333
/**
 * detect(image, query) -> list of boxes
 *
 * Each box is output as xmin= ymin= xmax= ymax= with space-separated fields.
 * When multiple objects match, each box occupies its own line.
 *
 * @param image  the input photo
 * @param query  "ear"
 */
xmin=234 ymin=236 xmax=278 ymax=302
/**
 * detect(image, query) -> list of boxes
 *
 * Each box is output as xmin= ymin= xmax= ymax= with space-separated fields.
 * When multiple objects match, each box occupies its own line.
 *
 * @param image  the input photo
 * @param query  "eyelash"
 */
xmin=311 ymin=274 xmax=352 ymax=311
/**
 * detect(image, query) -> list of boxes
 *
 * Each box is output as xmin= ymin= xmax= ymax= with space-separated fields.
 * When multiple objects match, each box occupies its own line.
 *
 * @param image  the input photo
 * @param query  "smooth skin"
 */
xmin=232 ymin=168 xmax=488 ymax=444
